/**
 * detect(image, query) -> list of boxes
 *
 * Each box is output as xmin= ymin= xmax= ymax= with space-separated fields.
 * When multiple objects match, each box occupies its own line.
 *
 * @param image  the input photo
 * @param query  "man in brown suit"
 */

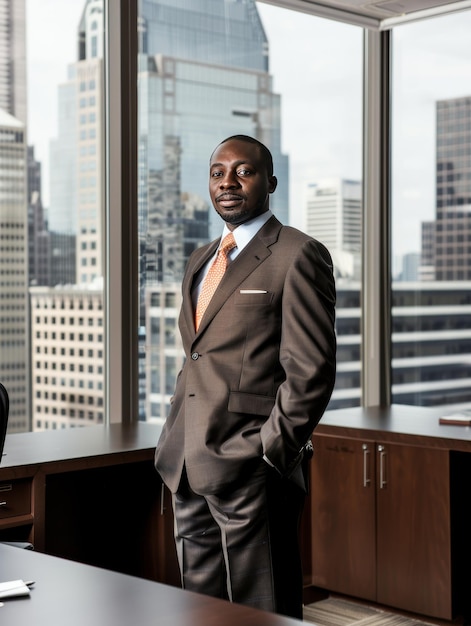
xmin=155 ymin=135 xmax=336 ymax=618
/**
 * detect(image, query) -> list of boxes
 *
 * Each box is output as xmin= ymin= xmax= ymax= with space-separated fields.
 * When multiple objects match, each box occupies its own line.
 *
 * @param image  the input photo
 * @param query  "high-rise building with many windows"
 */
xmin=31 ymin=0 xmax=105 ymax=431
xmin=30 ymin=283 xmax=104 ymax=430
xmin=0 ymin=109 xmax=29 ymax=432
xmin=138 ymin=0 xmax=288 ymax=245
xmin=0 ymin=0 xmax=29 ymax=431
xmin=0 ymin=0 xmax=26 ymax=125
xmin=334 ymin=281 xmax=471 ymax=409
xmin=305 ymin=178 xmax=362 ymax=280
xmin=422 ymin=95 xmax=471 ymax=281
xmin=49 ymin=0 xmax=104 ymax=283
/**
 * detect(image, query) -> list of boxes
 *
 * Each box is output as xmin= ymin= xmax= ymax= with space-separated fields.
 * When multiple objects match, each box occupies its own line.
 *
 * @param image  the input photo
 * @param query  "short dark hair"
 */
xmin=214 ymin=135 xmax=274 ymax=177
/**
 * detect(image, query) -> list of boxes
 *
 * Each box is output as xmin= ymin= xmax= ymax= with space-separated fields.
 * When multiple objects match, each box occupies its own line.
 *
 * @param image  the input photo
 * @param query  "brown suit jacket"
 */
xmin=154 ymin=215 xmax=336 ymax=495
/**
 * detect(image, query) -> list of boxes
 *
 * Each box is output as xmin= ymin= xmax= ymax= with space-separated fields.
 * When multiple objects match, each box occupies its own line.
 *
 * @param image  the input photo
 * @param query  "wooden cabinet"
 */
xmin=376 ymin=441 xmax=451 ymax=618
xmin=309 ymin=433 xmax=453 ymax=619
xmin=309 ymin=435 xmax=376 ymax=600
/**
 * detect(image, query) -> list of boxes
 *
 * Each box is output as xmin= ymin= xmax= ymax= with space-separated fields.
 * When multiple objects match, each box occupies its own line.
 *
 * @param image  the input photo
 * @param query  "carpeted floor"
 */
xmin=303 ymin=597 xmax=436 ymax=626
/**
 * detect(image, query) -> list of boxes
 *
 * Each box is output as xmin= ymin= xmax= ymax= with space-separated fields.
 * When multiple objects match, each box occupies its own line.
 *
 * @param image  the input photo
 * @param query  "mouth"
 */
xmin=216 ymin=193 xmax=244 ymax=208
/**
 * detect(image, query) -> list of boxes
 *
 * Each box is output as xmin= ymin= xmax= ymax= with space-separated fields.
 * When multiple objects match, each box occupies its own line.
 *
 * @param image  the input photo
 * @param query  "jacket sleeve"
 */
xmin=260 ymin=238 xmax=336 ymax=477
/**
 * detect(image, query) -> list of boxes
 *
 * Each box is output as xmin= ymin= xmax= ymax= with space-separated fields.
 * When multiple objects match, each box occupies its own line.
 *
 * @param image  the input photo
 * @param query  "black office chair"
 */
xmin=0 ymin=381 xmax=8 ymax=462
xmin=0 ymin=382 xmax=33 ymax=550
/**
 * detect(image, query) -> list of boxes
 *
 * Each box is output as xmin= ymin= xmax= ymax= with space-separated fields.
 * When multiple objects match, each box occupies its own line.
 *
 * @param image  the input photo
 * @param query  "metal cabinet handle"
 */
xmin=362 ymin=443 xmax=371 ymax=487
xmin=0 ymin=501 xmax=6 ymax=507
xmin=378 ymin=445 xmax=387 ymax=489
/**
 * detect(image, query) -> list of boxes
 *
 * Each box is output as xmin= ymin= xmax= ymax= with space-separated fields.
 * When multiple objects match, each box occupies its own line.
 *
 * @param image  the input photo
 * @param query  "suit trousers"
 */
xmin=172 ymin=459 xmax=306 ymax=619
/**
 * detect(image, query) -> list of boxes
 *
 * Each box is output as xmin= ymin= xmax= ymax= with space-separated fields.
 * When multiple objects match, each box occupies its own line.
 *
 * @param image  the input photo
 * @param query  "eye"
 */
xmin=237 ymin=168 xmax=252 ymax=176
xmin=211 ymin=170 xmax=223 ymax=178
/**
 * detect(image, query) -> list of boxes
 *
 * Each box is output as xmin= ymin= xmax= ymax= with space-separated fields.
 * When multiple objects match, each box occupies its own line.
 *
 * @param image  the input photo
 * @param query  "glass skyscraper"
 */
xmin=433 ymin=95 xmax=471 ymax=281
xmin=138 ymin=0 xmax=289 ymax=245
xmin=137 ymin=0 xmax=289 ymax=420
xmin=140 ymin=0 xmax=269 ymax=72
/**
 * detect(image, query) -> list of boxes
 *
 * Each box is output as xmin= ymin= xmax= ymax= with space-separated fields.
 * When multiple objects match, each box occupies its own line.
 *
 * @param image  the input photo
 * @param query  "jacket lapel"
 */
xmin=194 ymin=216 xmax=282 ymax=336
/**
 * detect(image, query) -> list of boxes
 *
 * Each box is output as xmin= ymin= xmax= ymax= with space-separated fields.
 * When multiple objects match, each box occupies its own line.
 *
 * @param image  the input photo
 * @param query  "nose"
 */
xmin=220 ymin=171 xmax=240 ymax=189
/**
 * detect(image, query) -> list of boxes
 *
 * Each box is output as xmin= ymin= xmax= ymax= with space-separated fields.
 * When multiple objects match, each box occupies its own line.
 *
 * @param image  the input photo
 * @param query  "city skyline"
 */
xmin=2 ymin=0 xmax=469 ymax=432
xmin=26 ymin=0 xmax=289 ymax=427
xmin=25 ymin=1 xmax=471 ymax=263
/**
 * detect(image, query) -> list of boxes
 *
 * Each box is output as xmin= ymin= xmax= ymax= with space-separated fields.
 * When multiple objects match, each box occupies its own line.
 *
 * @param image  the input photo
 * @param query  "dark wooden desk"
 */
xmin=0 ymin=423 xmax=179 ymax=585
xmin=0 ymin=543 xmax=302 ymax=626
xmin=0 ymin=422 xmax=163 ymax=472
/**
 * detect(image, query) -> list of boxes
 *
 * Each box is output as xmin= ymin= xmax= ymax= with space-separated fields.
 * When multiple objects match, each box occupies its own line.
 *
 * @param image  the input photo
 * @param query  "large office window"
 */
xmin=258 ymin=2 xmax=363 ymax=411
xmin=0 ymin=0 xmax=106 ymax=432
xmin=11 ymin=0 xmax=468 ymax=435
xmin=2 ymin=0 xmax=363 ymax=436
xmin=391 ymin=10 xmax=471 ymax=409
xmin=136 ymin=0 xmax=363 ymax=423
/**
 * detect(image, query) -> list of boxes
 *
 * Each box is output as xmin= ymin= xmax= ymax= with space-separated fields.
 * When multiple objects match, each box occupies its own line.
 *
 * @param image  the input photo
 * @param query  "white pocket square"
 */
xmin=239 ymin=289 xmax=268 ymax=294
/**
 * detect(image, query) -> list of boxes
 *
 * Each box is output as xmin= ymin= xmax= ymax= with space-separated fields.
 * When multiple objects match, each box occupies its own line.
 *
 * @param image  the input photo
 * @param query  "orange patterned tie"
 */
xmin=195 ymin=232 xmax=237 ymax=330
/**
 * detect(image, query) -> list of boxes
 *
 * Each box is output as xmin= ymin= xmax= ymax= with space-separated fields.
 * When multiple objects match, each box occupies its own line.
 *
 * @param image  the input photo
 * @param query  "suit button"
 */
xmin=191 ymin=352 xmax=199 ymax=360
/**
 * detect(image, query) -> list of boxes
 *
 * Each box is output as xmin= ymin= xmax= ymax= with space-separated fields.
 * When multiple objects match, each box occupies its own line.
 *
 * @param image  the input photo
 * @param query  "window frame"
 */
xmin=105 ymin=0 xmax=139 ymax=423
xmin=105 ymin=0 xmax=470 ymax=421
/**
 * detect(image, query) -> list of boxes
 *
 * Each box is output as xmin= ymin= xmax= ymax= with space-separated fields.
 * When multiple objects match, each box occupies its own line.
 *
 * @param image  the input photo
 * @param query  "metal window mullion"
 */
xmin=105 ymin=0 xmax=139 ymax=424
xmin=361 ymin=29 xmax=392 ymax=407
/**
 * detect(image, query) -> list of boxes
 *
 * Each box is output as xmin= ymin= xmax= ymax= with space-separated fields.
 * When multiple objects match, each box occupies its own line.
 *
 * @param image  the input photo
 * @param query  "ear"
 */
xmin=268 ymin=175 xmax=278 ymax=194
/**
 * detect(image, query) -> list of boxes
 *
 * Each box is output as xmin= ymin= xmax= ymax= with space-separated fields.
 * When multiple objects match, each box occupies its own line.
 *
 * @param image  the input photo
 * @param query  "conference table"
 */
xmin=0 ymin=543 xmax=304 ymax=626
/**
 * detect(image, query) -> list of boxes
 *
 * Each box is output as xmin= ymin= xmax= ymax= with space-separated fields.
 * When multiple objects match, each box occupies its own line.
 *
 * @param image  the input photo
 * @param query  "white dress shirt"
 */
xmin=192 ymin=210 xmax=273 ymax=309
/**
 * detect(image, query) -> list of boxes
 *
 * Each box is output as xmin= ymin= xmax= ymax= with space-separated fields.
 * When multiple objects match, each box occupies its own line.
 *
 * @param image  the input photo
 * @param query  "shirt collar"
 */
xmin=220 ymin=210 xmax=273 ymax=252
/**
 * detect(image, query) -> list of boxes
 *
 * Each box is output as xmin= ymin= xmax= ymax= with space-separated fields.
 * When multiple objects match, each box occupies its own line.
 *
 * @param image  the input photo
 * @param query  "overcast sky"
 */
xmin=26 ymin=1 xmax=471 ymax=266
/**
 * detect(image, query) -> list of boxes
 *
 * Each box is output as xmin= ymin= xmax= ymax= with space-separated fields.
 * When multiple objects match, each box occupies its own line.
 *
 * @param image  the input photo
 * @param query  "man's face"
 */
xmin=209 ymin=139 xmax=277 ymax=229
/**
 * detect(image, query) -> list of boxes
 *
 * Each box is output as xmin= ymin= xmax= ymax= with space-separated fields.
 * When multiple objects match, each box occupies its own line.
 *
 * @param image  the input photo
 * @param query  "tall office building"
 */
xmin=419 ymin=220 xmax=436 ymax=280
xmin=30 ymin=0 xmax=105 ymax=430
xmin=333 ymin=281 xmax=471 ymax=409
xmin=28 ymin=146 xmax=51 ymax=287
xmin=28 ymin=190 xmax=50 ymax=286
xmin=425 ymin=95 xmax=471 ymax=280
xmin=399 ymin=253 xmax=421 ymax=282
xmin=144 ymin=282 xmax=183 ymax=422
xmin=49 ymin=0 xmax=104 ymax=284
xmin=0 ymin=0 xmax=29 ymax=432
xmin=30 ymin=283 xmax=105 ymax=430
xmin=138 ymin=0 xmax=288 ymax=244
xmin=0 ymin=109 xmax=29 ymax=432
xmin=305 ymin=178 xmax=362 ymax=280
xmin=0 ymin=0 xmax=27 ymax=125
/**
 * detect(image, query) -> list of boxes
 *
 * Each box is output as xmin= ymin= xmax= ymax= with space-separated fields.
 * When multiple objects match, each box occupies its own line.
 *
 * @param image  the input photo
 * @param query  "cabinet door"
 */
xmin=310 ymin=434 xmax=376 ymax=600
xmin=376 ymin=442 xmax=452 ymax=619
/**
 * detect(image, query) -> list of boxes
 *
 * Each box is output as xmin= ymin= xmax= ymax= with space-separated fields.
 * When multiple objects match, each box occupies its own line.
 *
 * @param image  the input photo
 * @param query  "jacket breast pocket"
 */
xmin=234 ymin=290 xmax=274 ymax=306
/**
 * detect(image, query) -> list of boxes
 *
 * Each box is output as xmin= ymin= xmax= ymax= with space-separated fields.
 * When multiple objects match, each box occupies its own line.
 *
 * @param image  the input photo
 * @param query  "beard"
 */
xmin=214 ymin=205 xmax=252 ymax=226
xmin=214 ymin=199 xmax=268 ymax=227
